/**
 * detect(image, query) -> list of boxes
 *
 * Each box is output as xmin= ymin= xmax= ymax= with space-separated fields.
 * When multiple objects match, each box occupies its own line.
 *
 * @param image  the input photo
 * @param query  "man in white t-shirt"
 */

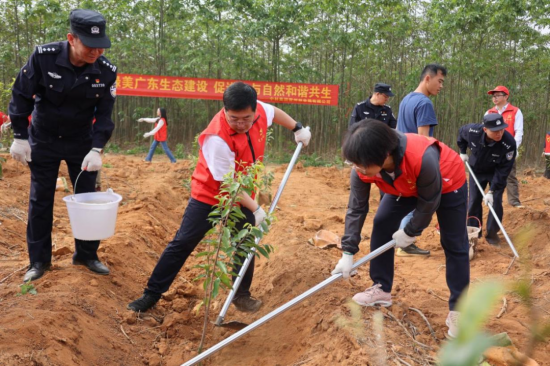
xmin=128 ymin=81 xmax=311 ymax=313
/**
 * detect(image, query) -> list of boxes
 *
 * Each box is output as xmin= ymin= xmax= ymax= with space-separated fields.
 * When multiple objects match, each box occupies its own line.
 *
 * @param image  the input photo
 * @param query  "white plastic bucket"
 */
xmin=63 ymin=189 xmax=122 ymax=241
xmin=467 ymin=216 xmax=482 ymax=260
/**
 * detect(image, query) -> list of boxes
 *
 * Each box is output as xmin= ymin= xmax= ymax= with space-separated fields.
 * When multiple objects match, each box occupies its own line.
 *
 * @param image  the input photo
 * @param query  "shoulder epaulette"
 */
xmin=36 ymin=42 xmax=62 ymax=55
xmin=98 ymin=56 xmax=117 ymax=72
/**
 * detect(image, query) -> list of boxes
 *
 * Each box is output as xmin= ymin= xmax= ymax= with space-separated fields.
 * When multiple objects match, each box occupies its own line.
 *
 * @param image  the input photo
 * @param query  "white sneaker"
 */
xmin=446 ymin=311 xmax=460 ymax=338
xmin=352 ymin=284 xmax=392 ymax=307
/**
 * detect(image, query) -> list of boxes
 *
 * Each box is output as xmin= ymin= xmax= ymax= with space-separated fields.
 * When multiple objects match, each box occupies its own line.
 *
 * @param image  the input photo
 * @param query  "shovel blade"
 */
xmin=216 ymin=321 xmax=249 ymax=331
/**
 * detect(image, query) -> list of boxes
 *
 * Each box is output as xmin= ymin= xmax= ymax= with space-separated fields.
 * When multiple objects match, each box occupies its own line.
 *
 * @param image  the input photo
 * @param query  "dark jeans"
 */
xmin=467 ymin=173 xmax=504 ymax=238
xmin=369 ymin=183 xmax=470 ymax=310
xmin=27 ymin=125 xmax=99 ymax=263
xmin=145 ymin=198 xmax=255 ymax=298
xmin=341 ymin=170 xmax=370 ymax=253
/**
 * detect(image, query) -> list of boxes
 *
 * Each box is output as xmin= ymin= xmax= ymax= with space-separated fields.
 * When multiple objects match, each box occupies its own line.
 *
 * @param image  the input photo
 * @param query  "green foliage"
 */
xmin=193 ymin=160 xmax=274 ymax=353
xmin=102 ymin=163 xmax=113 ymax=168
xmin=18 ymin=281 xmax=37 ymax=296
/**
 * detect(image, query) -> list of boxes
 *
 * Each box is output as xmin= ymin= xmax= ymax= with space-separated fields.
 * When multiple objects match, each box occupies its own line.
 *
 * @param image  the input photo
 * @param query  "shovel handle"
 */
xmin=183 ymin=240 xmax=396 ymax=366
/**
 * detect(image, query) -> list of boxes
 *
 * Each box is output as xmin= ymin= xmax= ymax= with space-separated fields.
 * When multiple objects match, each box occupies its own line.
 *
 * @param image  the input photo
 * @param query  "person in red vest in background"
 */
xmin=127 ymin=81 xmax=311 ymax=313
xmin=486 ymin=86 xmax=524 ymax=208
xmin=138 ymin=108 xmax=177 ymax=163
xmin=0 ymin=112 xmax=10 ymax=180
xmin=332 ymin=119 xmax=469 ymax=339
xmin=543 ymin=131 xmax=550 ymax=179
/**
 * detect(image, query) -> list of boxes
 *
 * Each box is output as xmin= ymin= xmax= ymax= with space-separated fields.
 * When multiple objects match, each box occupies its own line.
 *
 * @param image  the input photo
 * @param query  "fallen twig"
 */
xmin=427 ymin=289 xmax=447 ymax=302
xmin=391 ymin=348 xmax=413 ymax=366
xmin=292 ymin=358 xmax=313 ymax=366
xmin=496 ymin=297 xmax=508 ymax=319
xmin=409 ymin=307 xmax=437 ymax=341
xmin=147 ymin=212 xmax=171 ymax=233
xmin=386 ymin=311 xmax=432 ymax=350
xmin=0 ymin=265 xmax=27 ymax=284
xmin=120 ymin=325 xmax=135 ymax=344
xmin=503 ymin=257 xmax=516 ymax=275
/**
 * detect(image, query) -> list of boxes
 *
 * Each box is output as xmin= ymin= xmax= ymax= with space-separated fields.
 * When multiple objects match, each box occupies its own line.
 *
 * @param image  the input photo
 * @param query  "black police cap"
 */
xmin=483 ymin=114 xmax=508 ymax=131
xmin=374 ymin=83 xmax=395 ymax=97
xmin=70 ymin=9 xmax=111 ymax=48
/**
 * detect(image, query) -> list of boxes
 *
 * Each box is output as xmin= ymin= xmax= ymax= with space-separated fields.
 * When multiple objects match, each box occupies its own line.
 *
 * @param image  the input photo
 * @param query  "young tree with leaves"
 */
xmin=127 ymin=81 xmax=311 ymax=313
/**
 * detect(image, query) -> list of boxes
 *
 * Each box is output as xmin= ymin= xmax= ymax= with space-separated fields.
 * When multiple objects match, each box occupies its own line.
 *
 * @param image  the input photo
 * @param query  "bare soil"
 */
xmin=1 ymin=153 xmax=549 ymax=365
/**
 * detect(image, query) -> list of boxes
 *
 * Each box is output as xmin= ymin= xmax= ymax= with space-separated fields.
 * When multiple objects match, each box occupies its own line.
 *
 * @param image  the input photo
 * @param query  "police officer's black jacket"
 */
xmin=9 ymin=41 xmax=116 ymax=148
xmin=457 ymin=123 xmax=516 ymax=192
xmin=349 ymin=96 xmax=397 ymax=128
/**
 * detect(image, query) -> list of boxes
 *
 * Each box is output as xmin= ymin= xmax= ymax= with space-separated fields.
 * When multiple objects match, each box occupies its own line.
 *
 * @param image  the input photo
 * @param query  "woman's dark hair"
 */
xmin=158 ymin=107 xmax=167 ymax=125
xmin=223 ymin=81 xmax=257 ymax=112
xmin=342 ymin=119 xmax=399 ymax=167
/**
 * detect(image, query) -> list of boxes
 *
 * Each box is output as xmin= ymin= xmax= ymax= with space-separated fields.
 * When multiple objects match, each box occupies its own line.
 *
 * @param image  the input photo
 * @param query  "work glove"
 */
xmin=459 ymin=153 xmax=469 ymax=163
xmin=81 ymin=149 xmax=102 ymax=171
xmin=331 ymin=252 xmax=354 ymax=279
xmin=10 ymin=139 xmax=32 ymax=165
xmin=392 ymin=229 xmax=416 ymax=248
xmin=484 ymin=192 xmax=494 ymax=207
xmin=1 ymin=122 xmax=11 ymax=133
xmin=143 ymin=132 xmax=153 ymax=138
xmin=137 ymin=118 xmax=145 ymax=122
xmin=253 ymin=205 xmax=267 ymax=226
xmin=294 ymin=126 xmax=311 ymax=147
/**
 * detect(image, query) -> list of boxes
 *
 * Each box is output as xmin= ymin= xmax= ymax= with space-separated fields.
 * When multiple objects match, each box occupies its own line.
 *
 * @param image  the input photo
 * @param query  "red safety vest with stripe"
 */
xmin=357 ymin=134 xmax=466 ymax=197
xmin=191 ymin=104 xmax=268 ymax=206
xmin=154 ymin=118 xmax=168 ymax=142
xmin=544 ymin=132 xmax=550 ymax=155
xmin=486 ymin=104 xmax=519 ymax=137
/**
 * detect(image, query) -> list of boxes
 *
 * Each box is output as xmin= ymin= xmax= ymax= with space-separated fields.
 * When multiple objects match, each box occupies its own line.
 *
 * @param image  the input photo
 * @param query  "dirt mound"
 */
xmin=1 ymin=154 xmax=549 ymax=365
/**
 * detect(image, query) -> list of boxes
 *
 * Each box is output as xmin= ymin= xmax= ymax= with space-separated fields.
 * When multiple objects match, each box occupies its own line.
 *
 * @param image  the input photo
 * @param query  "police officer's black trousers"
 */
xmin=145 ymin=198 xmax=255 ymax=298
xmin=369 ymin=183 xmax=470 ymax=310
xmin=466 ymin=173 xmax=504 ymax=238
xmin=27 ymin=126 xmax=98 ymax=263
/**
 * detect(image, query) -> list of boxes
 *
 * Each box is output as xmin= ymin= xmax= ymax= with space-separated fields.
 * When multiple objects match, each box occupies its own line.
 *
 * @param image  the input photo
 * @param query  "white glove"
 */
xmin=137 ymin=118 xmax=145 ymax=122
xmin=1 ymin=122 xmax=11 ymax=133
xmin=81 ymin=149 xmax=102 ymax=171
xmin=332 ymin=252 xmax=354 ymax=279
xmin=460 ymin=153 xmax=469 ymax=163
xmin=10 ymin=139 xmax=32 ymax=165
xmin=484 ymin=192 xmax=494 ymax=207
xmin=294 ymin=126 xmax=311 ymax=146
xmin=143 ymin=132 xmax=153 ymax=138
xmin=253 ymin=205 xmax=267 ymax=226
xmin=392 ymin=229 xmax=416 ymax=248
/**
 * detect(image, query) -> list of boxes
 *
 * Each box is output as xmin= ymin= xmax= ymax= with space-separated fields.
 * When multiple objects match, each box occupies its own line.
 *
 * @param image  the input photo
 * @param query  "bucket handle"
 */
xmin=71 ymin=168 xmax=112 ymax=201
xmin=467 ymin=215 xmax=481 ymax=229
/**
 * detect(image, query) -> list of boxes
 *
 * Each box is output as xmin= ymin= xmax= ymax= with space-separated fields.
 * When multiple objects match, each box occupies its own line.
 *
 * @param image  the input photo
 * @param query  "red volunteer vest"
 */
xmin=357 ymin=134 xmax=465 ymax=197
xmin=154 ymin=118 xmax=168 ymax=142
xmin=191 ymin=104 xmax=269 ymax=205
xmin=487 ymin=104 xmax=519 ymax=137
xmin=545 ymin=132 xmax=550 ymax=155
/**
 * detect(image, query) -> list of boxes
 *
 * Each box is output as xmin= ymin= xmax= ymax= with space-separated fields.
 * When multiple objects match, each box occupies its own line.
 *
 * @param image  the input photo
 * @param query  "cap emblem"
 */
xmin=91 ymin=26 xmax=100 ymax=34
xmin=496 ymin=121 xmax=501 ymax=125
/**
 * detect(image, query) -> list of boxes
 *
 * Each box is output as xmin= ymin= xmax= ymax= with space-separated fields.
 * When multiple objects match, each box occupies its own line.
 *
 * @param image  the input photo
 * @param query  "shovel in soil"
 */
xmin=215 ymin=140 xmax=305 ymax=330
xmin=183 ymin=240 xmax=397 ymax=366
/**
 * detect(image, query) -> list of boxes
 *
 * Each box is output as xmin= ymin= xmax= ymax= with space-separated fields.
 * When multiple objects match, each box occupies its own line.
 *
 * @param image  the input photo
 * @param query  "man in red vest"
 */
xmin=332 ymin=119 xmax=469 ymax=338
xmin=128 ymin=81 xmax=311 ymax=313
xmin=486 ymin=86 xmax=524 ymax=207
xmin=543 ymin=132 xmax=550 ymax=179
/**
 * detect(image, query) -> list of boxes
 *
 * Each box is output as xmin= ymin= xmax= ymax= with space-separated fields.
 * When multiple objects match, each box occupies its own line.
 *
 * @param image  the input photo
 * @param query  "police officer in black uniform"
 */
xmin=457 ymin=113 xmax=516 ymax=246
xmin=342 ymin=83 xmax=397 ymax=252
xmin=9 ymin=9 xmax=117 ymax=281
xmin=349 ymin=83 xmax=397 ymax=128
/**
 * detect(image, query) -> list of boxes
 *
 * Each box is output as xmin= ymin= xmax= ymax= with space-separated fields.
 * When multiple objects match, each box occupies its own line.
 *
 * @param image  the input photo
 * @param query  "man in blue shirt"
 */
xmin=396 ymin=63 xmax=447 ymax=257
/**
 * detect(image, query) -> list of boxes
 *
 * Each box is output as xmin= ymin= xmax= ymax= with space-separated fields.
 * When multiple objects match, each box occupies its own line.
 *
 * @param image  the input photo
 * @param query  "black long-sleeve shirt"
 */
xmin=349 ymin=96 xmax=397 ymax=128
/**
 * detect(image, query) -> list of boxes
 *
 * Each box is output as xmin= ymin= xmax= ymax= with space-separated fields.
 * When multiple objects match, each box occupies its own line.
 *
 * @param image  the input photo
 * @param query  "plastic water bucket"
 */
xmin=63 ymin=188 xmax=122 ymax=241
xmin=467 ymin=216 xmax=482 ymax=260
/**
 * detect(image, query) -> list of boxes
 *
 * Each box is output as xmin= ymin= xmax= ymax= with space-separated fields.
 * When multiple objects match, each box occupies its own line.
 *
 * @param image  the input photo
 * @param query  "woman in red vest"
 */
xmin=332 ymin=119 xmax=469 ymax=339
xmin=544 ymin=131 xmax=550 ymax=179
xmin=139 ymin=107 xmax=177 ymax=163
xmin=128 ymin=82 xmax=311 ymax=313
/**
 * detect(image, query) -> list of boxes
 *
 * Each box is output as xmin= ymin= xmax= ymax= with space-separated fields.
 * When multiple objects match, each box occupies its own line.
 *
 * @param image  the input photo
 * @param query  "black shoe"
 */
xmin=73 ymin=258 xmax=110 ymax=275
xmin=232 ymin=296 xmax=262 ymax=313
xmin=395 ymin=243 xmax=430 ymax=257
xmin=127 ymin=294 xmax=160 ymax=312
xmin=23 ymin=262 xmax=52 ymax=282
xmin=485 ymin=235 xmax=501 ymax=246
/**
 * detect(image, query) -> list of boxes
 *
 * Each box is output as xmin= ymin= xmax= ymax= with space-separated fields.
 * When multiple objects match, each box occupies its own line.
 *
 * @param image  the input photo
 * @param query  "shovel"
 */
xmin=215 ymin=139 xmax=305 ymax=330
xmin=465 ymin=162 xmax=519 ymax=258
xmin=182 ymin=240 xmax=397 ymax=365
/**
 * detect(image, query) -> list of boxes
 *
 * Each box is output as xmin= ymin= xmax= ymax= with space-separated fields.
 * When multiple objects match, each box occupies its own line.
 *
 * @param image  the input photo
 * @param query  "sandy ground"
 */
xmin=0 ymin=153 xmax=549 ymax=366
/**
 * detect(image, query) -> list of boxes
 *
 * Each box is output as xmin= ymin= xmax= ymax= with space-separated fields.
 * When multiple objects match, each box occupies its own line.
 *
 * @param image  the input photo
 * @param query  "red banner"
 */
xmin=116 ymin=74 xmax=339 ymax=106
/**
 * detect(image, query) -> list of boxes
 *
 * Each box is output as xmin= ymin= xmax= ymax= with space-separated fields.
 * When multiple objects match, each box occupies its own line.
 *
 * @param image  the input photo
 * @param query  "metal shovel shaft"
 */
xmin=465 ymin=162 xmax=519 ymax=258
xmin=182 ymin=240 xmax=396 ymax=366
xmin=215 ymin=142 xmax=304 ymax=326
